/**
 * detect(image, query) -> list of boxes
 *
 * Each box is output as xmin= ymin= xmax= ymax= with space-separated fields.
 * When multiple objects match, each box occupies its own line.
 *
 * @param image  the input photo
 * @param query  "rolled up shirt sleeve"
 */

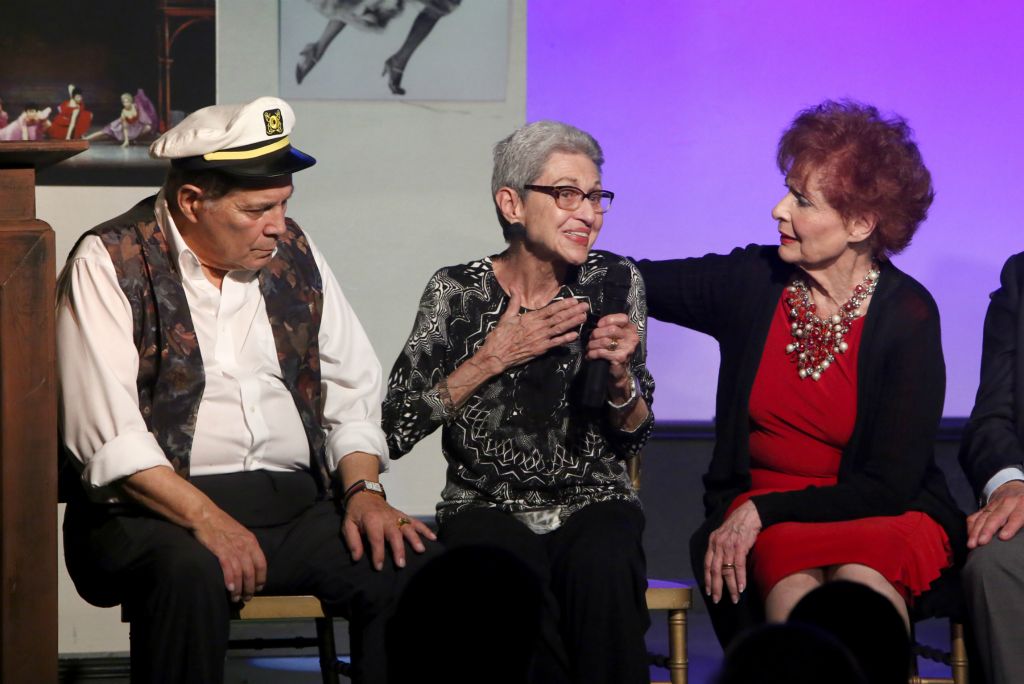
xmin=57 ymin=236 xmax=175 ymax=491
xmin=308 ymin=236 xmax=390 ymax=474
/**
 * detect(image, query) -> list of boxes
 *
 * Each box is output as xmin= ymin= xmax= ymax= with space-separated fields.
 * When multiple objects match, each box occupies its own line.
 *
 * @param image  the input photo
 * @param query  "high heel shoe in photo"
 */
xmin=296 ymin=43 xmax=321 ymax=85
xmin=382 ymin=57 xmax=406 ymax=96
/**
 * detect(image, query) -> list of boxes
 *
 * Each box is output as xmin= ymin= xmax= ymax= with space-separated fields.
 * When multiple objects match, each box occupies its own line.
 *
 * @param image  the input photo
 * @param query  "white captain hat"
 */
xmin=149 ymin=96 xmax=316 ymax=178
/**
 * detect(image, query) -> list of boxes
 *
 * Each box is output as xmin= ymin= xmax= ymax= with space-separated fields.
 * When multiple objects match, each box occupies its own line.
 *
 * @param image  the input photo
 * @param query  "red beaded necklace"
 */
xmin=783 ymin=262 xmax=880 ymax=380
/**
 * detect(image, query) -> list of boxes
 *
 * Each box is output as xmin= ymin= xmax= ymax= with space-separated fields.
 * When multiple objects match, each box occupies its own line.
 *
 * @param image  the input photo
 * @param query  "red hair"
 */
xmin=777 ymin=100 xmax=934 ymax=258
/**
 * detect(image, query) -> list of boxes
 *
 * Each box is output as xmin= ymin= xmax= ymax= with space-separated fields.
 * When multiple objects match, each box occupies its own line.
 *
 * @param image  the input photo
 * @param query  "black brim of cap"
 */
xmin=172 ymin=145 xmax=317 ymax=178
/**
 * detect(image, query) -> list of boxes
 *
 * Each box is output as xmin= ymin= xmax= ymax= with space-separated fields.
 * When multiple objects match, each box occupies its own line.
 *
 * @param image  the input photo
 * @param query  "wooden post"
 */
xmin=0 ymin=140 xmax=86 ymax=683
xmin=157 ymin=2 xmax=216 ymax=130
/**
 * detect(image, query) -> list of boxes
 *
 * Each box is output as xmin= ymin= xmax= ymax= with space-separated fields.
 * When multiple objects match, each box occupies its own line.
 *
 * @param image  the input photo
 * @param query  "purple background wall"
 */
xmin=528 ymin=0 xmax=1024 ymax=419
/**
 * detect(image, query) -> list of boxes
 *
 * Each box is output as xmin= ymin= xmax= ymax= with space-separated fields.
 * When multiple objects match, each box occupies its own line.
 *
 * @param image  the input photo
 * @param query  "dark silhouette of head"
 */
xmin=788 ymin=580 xmax=910 ymax=684
xmin=715 ymin=622 xmax=868 ymax=684
xmin=387 ymin=544 xmax=544 ymax=684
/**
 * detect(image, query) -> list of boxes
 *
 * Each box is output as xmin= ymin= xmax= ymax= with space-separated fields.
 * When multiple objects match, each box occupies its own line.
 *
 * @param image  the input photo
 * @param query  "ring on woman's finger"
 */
xmin=721 ymin=563 xmax=736 ymax=570
xmin=397 ymin=516 xmax=412 ymax=527
xmin=608 ymin=338 xmax=620 ymax=351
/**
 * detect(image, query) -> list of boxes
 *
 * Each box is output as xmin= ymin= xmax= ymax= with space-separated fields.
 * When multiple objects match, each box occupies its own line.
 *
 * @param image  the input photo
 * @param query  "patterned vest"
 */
xmin=81 ymin=197 xmax=333 ymax=494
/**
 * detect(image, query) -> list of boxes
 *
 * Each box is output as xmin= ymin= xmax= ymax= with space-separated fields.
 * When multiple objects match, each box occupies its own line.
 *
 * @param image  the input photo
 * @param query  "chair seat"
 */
xmin=230 ymin=595 xmax=344 ymax=684
xmin=647 ymin=579 xmax=692 ymax=610
xmin=236 ymin=595 xmax=325 ymax=620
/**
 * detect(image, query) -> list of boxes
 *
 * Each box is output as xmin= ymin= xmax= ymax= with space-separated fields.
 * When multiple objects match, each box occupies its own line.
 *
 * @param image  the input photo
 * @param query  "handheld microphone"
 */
xmin=581 ymin=262 xmax=632 ymax=409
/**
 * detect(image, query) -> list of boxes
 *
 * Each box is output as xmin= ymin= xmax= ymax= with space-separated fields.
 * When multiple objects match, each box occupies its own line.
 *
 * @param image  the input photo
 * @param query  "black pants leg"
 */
xmin=440 ymin=507 xmax=572 ymax=684
xmin=63 ymin=472 xmax=439 ymax=684
xmin=256 ymin=500 xmax=440 ymax=684
xmin=440 ymin=501 xmax=649 ymax=684
xmin=64 ymin=504 xmax=230 ymax=684
xmin=547 ymin=500 xmax=650 ymax=684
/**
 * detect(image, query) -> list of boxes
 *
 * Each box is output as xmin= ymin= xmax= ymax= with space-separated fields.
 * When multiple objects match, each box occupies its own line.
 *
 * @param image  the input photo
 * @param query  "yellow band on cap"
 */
xmin=203 ymin=136 xmax=290 ymax=161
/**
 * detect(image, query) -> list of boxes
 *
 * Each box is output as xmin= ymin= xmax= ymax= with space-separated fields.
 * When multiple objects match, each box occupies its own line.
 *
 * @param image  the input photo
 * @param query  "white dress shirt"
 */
xmin=985 ymin=466 xmax=1024 ymax=502
xmin=58 ymin=193 xmax=388 ymax=502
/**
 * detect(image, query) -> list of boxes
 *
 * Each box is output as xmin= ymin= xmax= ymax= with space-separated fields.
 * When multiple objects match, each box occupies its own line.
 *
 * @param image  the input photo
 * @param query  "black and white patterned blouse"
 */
xmin=383 ymin=250 xmax=655 ymax=531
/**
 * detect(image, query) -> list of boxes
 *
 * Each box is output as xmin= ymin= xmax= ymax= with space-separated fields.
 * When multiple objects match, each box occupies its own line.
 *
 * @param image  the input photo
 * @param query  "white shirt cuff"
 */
xmin=82 ymin=431 xmax=175 ymax=489
xmin=327 ymin=422 xmax=390 ymax=474
xmin=983 ymin=466 xmax=1024 ymax=503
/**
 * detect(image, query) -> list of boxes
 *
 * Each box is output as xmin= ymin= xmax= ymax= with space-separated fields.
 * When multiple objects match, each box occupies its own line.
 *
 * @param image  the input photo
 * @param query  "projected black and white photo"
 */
xmin=280 ymin=0 xmax=509 ymax=101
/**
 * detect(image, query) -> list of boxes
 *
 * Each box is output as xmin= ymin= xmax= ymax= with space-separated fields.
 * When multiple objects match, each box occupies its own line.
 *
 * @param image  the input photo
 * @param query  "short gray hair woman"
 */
xmin=491 ymin=120 xmax=604 ymax=238
xmin=384 ymin=119 xmax=656 ymax=682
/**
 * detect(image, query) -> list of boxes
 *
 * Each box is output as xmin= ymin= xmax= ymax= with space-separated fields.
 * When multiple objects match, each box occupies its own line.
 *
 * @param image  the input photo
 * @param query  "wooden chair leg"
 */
xmin=666 ymin=607 xmax=688 ymax=684
xmin=908 ymin=619 xmax=970 ymax=684
xmin=950 ymin=621 xmax=969 ymax=684
xmin=314 ymin=617 xmax=340 ymax=684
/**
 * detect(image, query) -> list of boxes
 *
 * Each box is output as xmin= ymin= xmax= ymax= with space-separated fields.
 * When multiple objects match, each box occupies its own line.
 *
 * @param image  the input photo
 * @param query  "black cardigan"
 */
xmin=637 ymin=245 xmax=966 ymax=565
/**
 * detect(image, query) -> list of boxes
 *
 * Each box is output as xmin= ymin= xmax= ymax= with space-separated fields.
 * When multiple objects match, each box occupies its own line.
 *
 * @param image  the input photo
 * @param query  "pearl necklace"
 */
xmin=783 ymin=263 xmax=880 ymax=381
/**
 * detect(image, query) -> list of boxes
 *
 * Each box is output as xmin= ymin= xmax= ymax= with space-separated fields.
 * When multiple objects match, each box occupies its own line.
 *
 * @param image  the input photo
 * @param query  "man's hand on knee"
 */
xmin=120 ymin=466 xmax=268 ymax=603
xmin=342 ymin=492 xmax=436 ymax=571
xmin=968 ymin=480 xmax=1024 ymax=549
xmin=192 ymin=507 xmax=267 ymax=603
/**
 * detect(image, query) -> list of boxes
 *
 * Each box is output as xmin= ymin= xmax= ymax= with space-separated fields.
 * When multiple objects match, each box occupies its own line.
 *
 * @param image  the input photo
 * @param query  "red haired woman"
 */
xmin=637 ymin=101 xmax=964 ymax=650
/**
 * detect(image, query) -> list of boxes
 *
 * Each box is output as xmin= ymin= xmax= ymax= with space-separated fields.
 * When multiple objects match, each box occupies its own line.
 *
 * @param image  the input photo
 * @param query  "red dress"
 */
xmin=47 ymin=99 xmax=92 ymax=140
xmin=729 ymin=292 xmax=952 ymax=603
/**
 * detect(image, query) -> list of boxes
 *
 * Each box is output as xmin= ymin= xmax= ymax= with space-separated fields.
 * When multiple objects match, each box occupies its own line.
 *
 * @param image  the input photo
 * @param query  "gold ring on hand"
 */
xmin=608 ymin=338 xmax=620 ymax=351
xmin=721 ymin=563 xmax=736 ymax=570
xmin=397 ymin=516 xmax=412 ymax=527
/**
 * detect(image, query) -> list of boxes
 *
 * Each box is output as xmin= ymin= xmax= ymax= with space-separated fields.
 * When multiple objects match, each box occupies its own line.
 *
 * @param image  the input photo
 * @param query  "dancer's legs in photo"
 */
xmin=296 ymin=19 xmax=346 ymax=84
xmin=382 ymin=0 xmax=461 ymax=95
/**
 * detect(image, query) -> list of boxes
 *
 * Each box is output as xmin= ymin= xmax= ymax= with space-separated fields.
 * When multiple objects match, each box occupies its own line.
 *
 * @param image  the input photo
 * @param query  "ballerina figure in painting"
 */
xmin=0 ymin=103 xmax=53 ymax=141
xmin=294 ymin=0 xmax=461 ymax=96
xmin=48 ymin=85 xmax=92 ymax=140
xmin=85 ymin=90 xmax=157 ymax=148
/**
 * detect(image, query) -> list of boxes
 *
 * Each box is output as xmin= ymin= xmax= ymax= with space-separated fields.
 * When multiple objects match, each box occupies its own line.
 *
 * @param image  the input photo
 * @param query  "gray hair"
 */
xmin=491 ymin=120 xmax=604 ymax=238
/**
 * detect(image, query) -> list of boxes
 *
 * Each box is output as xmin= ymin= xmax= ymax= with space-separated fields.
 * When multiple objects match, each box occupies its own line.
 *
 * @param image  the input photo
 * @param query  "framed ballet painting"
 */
xmin=279 ymin=0 xmax=510 ymax=101
xmin=0 ymin=0 xmax=215 ymax=186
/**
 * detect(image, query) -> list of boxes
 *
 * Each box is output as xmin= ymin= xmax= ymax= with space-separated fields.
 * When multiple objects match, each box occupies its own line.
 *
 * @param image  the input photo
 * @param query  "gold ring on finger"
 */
xmin=722 ymin=563 xmax=736 ymax=570
xmin=397 ymin=516 xmax=412 ymax=527
xmin=608 ymin=338 xmax=620 ymax=351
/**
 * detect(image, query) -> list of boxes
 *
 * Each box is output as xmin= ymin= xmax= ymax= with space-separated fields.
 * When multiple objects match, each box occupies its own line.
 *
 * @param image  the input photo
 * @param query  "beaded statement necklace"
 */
xmin=783 ymin=262 xmax=880 ymax=380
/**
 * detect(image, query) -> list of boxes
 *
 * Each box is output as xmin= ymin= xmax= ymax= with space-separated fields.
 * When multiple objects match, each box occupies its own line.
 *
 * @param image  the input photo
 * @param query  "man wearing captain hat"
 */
xmin=57 ymin=96 xmax=436 ymax=683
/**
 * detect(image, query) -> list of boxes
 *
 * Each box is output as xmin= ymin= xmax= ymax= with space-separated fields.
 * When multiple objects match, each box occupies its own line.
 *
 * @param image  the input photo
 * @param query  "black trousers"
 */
xmin=439 ymin=500 xmax=650 ymax=684
xmin=63 ymin=471 xmax=438 ymax=684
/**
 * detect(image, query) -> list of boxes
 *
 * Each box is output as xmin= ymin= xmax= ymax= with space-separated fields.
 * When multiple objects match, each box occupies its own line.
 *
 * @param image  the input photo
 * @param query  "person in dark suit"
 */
xmin=636 ymin=100 xmax=966 ymax=646
xmin=960 ymin=252 xmax=1024 ymax=684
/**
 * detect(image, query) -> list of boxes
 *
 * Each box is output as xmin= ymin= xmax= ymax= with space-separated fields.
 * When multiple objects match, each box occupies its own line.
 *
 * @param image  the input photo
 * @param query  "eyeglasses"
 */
xmin=524 ymin=185 xmax=615 ymax=213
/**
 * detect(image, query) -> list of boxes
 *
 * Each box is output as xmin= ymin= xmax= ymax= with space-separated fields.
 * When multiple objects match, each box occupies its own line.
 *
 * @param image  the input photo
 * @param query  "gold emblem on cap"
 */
xmin=264 ymin=109 xmax=284 ymax=136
